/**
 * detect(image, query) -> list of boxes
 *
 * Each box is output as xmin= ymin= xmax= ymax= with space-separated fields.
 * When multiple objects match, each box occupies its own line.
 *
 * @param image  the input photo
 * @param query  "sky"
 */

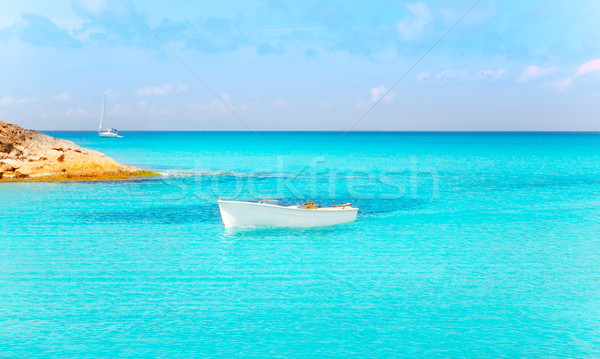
xmin=0 ymin=0 xmax=599 ymax=131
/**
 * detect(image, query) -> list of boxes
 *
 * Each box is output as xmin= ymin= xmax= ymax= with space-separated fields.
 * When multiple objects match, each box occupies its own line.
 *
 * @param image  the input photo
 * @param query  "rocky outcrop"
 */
xmin=0 ymin=121 xmax=157 ymax=181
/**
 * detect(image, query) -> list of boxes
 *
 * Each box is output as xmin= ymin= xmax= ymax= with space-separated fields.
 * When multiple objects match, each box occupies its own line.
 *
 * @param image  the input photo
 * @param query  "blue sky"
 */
xmin=0 ymin=0 xmax=599 ymax=130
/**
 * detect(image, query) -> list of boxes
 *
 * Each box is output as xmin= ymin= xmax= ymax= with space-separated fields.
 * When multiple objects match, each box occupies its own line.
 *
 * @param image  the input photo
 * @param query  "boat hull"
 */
xmin=98 ymin=132 xmax=121 ymax=138
xmin=218 ymin=200 xmax=358 ymax=228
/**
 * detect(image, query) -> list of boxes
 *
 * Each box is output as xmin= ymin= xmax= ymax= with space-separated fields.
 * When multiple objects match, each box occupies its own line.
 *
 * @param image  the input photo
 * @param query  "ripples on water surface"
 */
xmin=1 ymin=132 xmax=600 ymax=357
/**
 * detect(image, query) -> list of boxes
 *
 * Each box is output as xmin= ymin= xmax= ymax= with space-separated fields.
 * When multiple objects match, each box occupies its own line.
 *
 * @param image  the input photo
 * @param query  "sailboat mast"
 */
xmin=99 ymin=96 xmax=105 ymax=132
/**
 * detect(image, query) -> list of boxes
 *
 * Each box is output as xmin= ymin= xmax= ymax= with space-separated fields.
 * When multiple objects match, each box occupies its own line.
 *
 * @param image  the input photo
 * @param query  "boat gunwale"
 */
xmin=217 ymin=200 xmax=358 ymax=212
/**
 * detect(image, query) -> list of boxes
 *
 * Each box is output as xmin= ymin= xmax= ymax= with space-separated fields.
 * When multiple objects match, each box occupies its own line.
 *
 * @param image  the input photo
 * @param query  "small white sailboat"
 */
xmin=217 ymin=198 xmax=358 ymax=228
xmin=98 ymin=95 xmax=122 ymax=138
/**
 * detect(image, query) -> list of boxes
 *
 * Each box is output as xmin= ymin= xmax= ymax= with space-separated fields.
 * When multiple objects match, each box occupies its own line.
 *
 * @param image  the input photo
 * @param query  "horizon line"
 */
xmin=39 ymin=129 xmax=600 ymax=133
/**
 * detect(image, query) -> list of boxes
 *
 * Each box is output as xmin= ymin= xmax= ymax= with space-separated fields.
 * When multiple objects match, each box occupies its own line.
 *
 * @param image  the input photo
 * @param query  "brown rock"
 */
xmin=0 ymin=120 xmax=158 ymax=181
xmin=0 ymin=141 xmax=14 ymax=153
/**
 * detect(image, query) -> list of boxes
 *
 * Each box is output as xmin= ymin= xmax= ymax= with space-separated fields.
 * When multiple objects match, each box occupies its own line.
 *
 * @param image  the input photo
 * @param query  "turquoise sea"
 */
xmin=2 ymin=132 xmax=600 ymax=358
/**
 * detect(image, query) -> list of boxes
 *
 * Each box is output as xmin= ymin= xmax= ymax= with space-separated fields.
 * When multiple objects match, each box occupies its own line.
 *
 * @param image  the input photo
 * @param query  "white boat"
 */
xmin=98 ymin=95 xmax=122 ymax=138
xmin=217 ymin=198 xmax=358 ymax=228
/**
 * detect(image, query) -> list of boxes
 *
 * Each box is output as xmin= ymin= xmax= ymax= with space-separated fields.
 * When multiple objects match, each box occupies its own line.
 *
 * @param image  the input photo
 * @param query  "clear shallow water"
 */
xmin=1 ymin=132 xmax=600 ymax=358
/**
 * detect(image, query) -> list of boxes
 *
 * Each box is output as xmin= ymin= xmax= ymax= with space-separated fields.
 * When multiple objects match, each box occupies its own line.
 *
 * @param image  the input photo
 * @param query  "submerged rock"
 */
xmin=0 ymin=121 xmax=158 ymax=181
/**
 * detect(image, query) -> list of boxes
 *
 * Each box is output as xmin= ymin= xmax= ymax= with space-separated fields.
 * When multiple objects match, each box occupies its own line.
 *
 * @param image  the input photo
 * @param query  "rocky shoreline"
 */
xmin=0 ymin=121 xmax=158 ymax=181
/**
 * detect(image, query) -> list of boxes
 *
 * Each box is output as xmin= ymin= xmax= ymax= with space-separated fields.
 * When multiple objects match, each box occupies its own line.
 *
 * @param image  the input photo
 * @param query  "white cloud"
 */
xmin=559 ymin=77 xmax=573 ymax=88
xmin=371 ymin=86 xmax=394 ymax=103
xmin=71 ymin=25 xmax=106 ymax=41
xmin=271 ymin=98 xmax=288 ymax=109
xmin=517 ymin=66 xmax=557 ymax=82
xmin=52 ymin=92 xmax=71 ymax=102
xmin=576 ymin=58 xmax=600 ymax=76
xmin=475 ymin=69 xmax=505 ymax=80
xmin=416 ymin=71 xmax=430 ymax=82
xmin=66 ymin=107 xmax=92 ymax=118
xmin=0 ymin=96 xmax=16 ymax=106
xmin=0 ymin=96 xmax=34 ymax=106
xmin=540 ymin=59 xmax=600 ymax=91
xmin=397 ymin=2 xmax=432 ymax=41
xmin=134 ymin=82 xmax=187 ymax=97
xmin=434 ymin=69 xmax=468 ymax=81
xmin=546 ymin=77 xmax=573 ymax=91
xmin=356 ymin=85 xmax=394 ymax=108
